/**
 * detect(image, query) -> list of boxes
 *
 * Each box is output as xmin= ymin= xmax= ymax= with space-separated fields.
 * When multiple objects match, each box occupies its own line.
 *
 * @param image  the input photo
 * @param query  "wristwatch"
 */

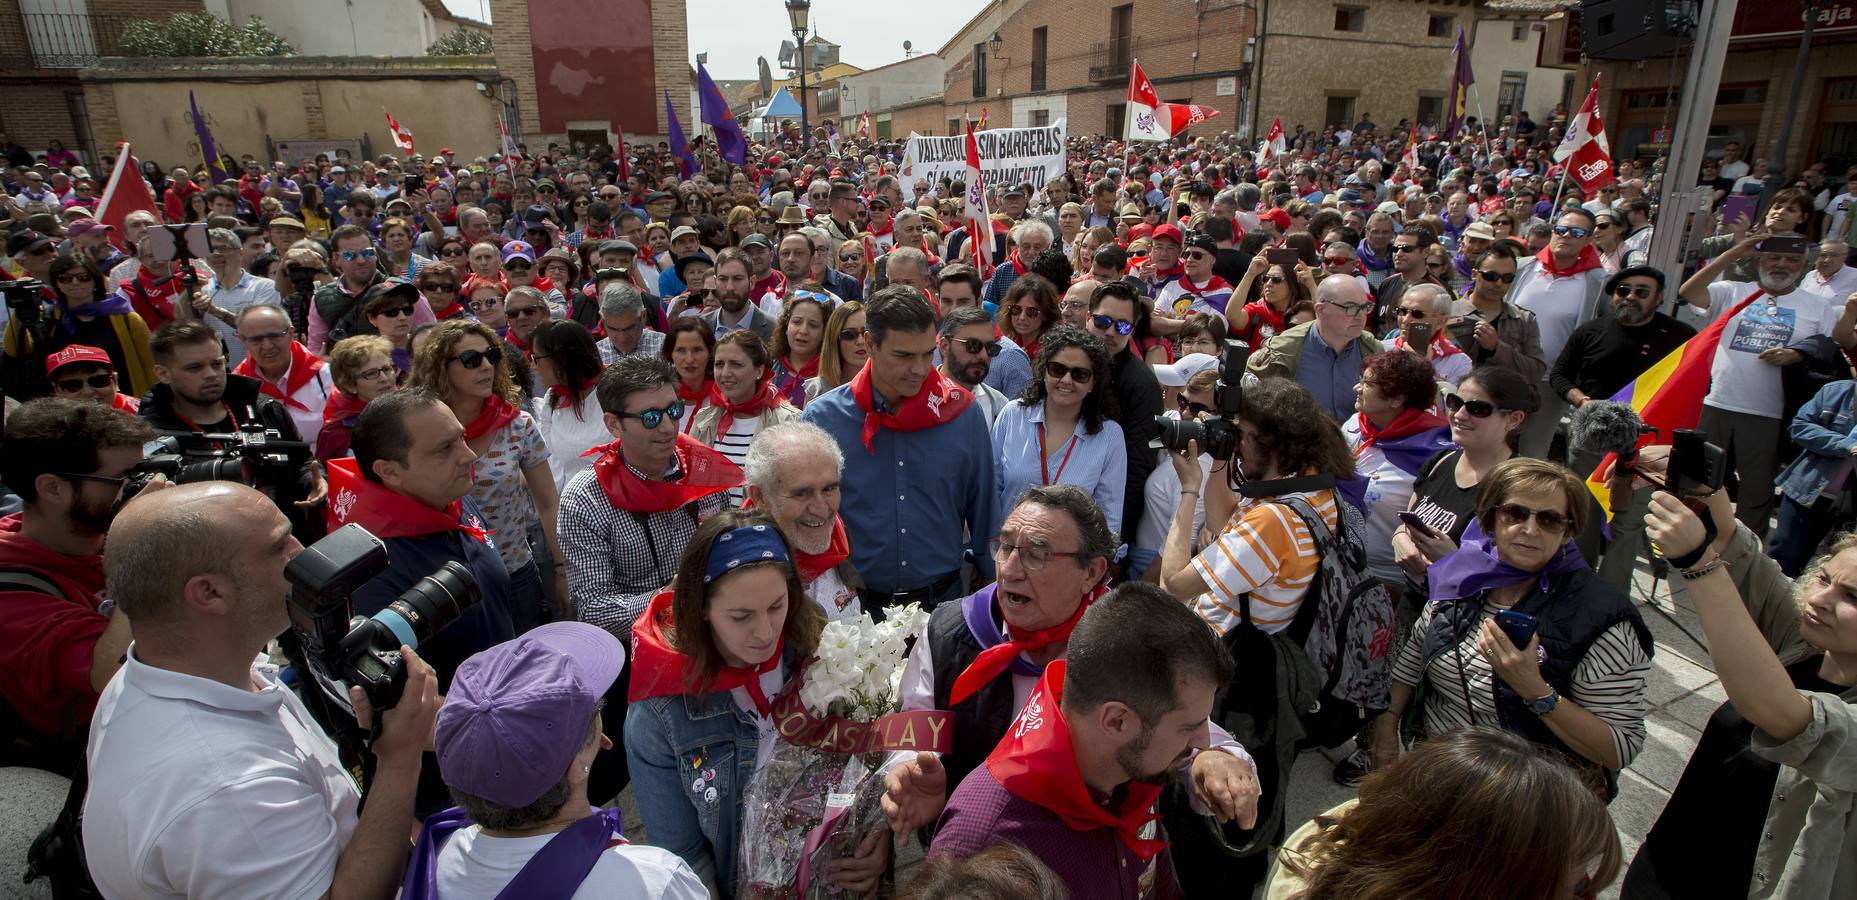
xmin=1527 ymin=688 xmax=1561 ymax=716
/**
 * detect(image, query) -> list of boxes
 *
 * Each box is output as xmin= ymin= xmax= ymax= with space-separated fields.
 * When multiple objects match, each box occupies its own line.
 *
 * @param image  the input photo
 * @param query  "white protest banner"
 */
xmin=900 ymin=120 xmax=1067 ymax=204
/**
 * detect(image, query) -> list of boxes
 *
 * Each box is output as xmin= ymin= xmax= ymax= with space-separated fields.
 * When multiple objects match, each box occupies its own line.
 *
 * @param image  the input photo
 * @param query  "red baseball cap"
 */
xmin=1150 ymin=224 xmax=1183 ymax=246
xmin=1261 ymin=208 xmax=1292 ymax=230
xmin=45 ymin=344 xmax=112 ymax=378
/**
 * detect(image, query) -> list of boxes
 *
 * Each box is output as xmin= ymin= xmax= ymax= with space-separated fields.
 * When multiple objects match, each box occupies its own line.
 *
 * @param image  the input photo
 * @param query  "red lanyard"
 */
xmin=1037 ymin=422 xmax=1080 ymax=486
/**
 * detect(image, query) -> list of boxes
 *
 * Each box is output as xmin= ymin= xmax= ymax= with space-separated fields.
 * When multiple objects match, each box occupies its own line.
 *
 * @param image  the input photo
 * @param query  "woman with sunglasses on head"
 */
xmin=408 ymin=319 xmax=566 ymax=633
xmin=806 ymin=300 xmax=866 ymax=403
xmin=688 ymin=331 xmax=800 ymax=505
xmin=1372 ymin=457 xmax=1653 ymax=800
xmin=660 ymin=317 xmax=716 ymax=434
xmin=991 ymin=326 xmax=1127 ymax=538
xmin=995 ymin=274 xmax=1060 ymax=366
xmin=768 ymin=293 xmax=830 ymax=409
xmin=316 ymin=334 xmax=399 ymax=462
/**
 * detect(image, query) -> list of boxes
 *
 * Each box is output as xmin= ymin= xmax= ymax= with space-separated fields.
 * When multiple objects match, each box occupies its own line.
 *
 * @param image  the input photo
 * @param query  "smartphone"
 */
xmin=1719 ymin=195 xmax=1756 ymax=228
xmin=1397 ymin=511 xmax=1437 ymax=537
xmin=402 ymin=174 xmax=421 ymax=195
xmin=1667 ymin=429 xmax=1727 ymax=499
xmin=1494 ymin=610 xmax=1538 ymax=650
xmin=1265 ymin=247 xmax=1300 ymax=267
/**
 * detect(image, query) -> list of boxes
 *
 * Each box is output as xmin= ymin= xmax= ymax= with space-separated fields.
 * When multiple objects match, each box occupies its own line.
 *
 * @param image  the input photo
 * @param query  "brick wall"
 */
xmin=488 ymin=0 xmax=540 ymax=136
xmin=885 ymin=98 xmax=946 ymax=138
xmin=0 ymin=80 xmax=83 ymax=154
xmin=1257 ymin=0 xmax=1467 ymax=131
xmin=649 ymin=0 xmax=689 ymax=137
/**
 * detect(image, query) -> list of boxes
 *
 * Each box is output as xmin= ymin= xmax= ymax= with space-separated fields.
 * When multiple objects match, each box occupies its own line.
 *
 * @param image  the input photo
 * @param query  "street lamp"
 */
xmin=786 ymin=0 xmax=811 ymax=151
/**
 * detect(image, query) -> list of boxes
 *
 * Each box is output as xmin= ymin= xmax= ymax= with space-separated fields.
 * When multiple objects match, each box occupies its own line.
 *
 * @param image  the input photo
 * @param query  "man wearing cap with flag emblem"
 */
xmin=407 ymin=622 xmax=705 ymax=899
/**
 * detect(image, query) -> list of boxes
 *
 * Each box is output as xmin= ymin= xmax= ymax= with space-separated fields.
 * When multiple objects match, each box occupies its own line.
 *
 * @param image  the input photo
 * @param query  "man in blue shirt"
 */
xmin=804 ymin=286 xmax=997 ymax=618
xmin=1247 ymin=277 xmax=1383 ymax=424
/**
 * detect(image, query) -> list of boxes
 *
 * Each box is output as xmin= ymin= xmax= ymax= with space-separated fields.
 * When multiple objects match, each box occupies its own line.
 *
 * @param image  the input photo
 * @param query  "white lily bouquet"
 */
xmin=738 ymin=603 xmax=949 ymax=898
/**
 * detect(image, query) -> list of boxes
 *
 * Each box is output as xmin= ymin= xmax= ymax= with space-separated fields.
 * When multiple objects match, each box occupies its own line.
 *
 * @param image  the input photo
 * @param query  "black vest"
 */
xmin=925 ymin=599 xmax=1023 ymax=798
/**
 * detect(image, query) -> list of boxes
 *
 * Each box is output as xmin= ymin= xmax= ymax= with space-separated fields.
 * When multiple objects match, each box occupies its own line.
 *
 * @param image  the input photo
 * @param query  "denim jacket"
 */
xmin=624 ymin=650 xmax=794 ymax=898
xmin=1776 ymin=380 xmax=1857 ymax=507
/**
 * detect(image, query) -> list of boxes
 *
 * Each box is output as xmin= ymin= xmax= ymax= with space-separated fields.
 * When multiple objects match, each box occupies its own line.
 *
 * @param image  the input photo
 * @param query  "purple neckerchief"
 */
xmin=962 ymin=584 xmax=1044 ymax=679
xmin=1428 ymin=520 xmax=1590 ymax=604
xmin=1453 ymin=252 xmax=1473 ymax=281
xmin=401 ymin=805 xmax=625 ymax=900
xmin=1356 ymin=240 xmax=1394 ymax=273
xmin=59 ymin=295 xmax=135 ymax=333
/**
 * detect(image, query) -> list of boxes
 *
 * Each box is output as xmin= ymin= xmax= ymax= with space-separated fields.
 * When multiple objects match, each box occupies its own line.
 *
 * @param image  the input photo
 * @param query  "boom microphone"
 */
xmin=1569 ymin=399 xmax=1654 ymax=461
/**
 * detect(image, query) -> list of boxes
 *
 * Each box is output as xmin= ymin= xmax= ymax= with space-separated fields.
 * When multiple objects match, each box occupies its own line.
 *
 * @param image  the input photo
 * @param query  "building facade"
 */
xmin=204 ymin=0 xmax=486 ymax=58
xmin=839 ymin=53 xmax=942 ymax=123
xmin=489 ymin=0 xmax=689 ymax=149
xmin=1253 ymin=0 xmax=1472 ymax=136
xmin=1472 ymin=0 xmax=1576 ymax=129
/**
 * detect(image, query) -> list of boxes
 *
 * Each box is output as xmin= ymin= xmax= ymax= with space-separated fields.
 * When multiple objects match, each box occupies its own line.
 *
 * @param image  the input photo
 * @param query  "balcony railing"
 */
xmin=1086 ymin=35 xmax=1137 ymax=83
xmin=0 ymin=12 xmax=132 ymax=69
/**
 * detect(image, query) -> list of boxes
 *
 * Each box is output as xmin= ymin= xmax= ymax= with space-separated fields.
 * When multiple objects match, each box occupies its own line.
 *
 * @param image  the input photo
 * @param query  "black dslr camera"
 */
xmin=2 ymin=278 xmax=48 ymax=322
xmin=1151 ymin=339 xmax=1251 ymax=461
xmin=117 ymin=427 xmax=312 ymax=507
xmin=284 ymin=524 xmax=481 ymax=712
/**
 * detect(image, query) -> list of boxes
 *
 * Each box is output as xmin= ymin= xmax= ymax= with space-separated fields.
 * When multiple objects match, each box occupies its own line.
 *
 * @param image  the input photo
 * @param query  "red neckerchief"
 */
xmin=321 ymin=387 xmax=368 ymax=427
xmin=950 ymin=583 xmax=1107 ymax=706
xmin=232 ymin=341 xmax=326 ymax=412
xmin=708 ymin=371 xmax=785 ymax=438
xmin=129 ymin=264 xmax=187 ymax=324
xmin=739 ymin=494 xmax=850 ymax=583
xmin=460 ymin=395 xmax=522 ymax=442
xmin=986 ymin=661 xmax=1169 ymax=861
xmin=918 ymin=238 xmax=942 ymax=267
xmin=582 ymin=432 xmax=741 ymax=513
xmin=847 ymin=359 xmax=974 ymax=452
xmin=1004 ymin=250 xmax=1027 ymax=277
xmin=533 ymin=275 xmax=556 ymax=293
xmin=628 ymin=590 xmax=783 ymax=716
xmin=676 ymin=379 xmax=713 ymax=434
xmin=868 ymin=217 xmax=894 ymax=237
xmin=780 ymin=353 xmax=821 ymax=382
xmin=1392 ymin=330 xmax=1466 ymax=362
xmin=1180 ymin=274 xmax=1230 ymax=293
xmin=1535 ymin=243 xmax=1604 ymax=278
xmin=547 ymin=376 xmax=599 ymax=410
xmin=323 ymin=458 xmax=489 ymax=542
xmin=433 ymin=300 xmax=465 ymax=319
xmin=109 ymin=393 xmax=140 ymax=414
xmin=1355 ymin=407 xmax=1449 ymax=454
xmin=752 ymin=269 xmax=787 ymax=300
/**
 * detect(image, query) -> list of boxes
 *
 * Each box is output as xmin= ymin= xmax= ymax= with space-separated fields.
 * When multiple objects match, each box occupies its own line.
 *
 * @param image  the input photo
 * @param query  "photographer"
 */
xmin=83 ymin=481 xmax=442 ymax=900
xmin=4 ymin=253 xmax=156 ymax=401
xmin=0 ymin=399 xmax=155 ymax=770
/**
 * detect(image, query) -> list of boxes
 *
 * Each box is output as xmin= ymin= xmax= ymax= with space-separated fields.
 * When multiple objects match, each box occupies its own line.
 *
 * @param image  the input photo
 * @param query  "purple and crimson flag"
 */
xmin=665 ymin=90 xmax=697 ymax=177
xmin=696 ymin=62 xmax=747 ymax=165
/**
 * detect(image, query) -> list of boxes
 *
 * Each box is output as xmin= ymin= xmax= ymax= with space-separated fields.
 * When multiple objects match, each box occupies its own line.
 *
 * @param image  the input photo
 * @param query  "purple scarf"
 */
xmin=963 ymin=584 xmax=1046 ymax=680
xmin=1356 ymin=240 xmax=1394 ymax=273
xmin=1452 ymin=251 xmax=1473 ymax=281
xmin=401 ymin=805 xmax=625 ymax=900
xmin=59 ymin=294 xmax=135 ymax=334
xmin=1428 ymin=520 xmax=1590 ymax=604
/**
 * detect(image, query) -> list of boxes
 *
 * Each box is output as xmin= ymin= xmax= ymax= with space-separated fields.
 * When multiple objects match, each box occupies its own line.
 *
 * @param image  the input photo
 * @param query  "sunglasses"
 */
xmin=1044 ymin=360 xmax=1095 ymax=384
xmin=1391 ymin=244 xmax=1422 ymax=253
xmin=56 ymin=372 xmax=115 ymax=392
xmin=1494 ymin=502 xmax=1572 ymax=534
xmin=468 ymin=298 xmax=502 ymax=311
xmin=1322 ymin=256 xmax=1353 ymax=266
xmin=1444 ymin=393 xmax=1509 ymax=418
xmin=1551 ymin=225 xmax=1591 ymax=239
xmin=374 ymin=305 xmax=414 ymax=318
xmin=839 ymin=253 xmax=860 ymax=263
xmin=1176 ymin=395 xmax=1212 ymax=417
xmin=421 ymin=282 xmax=458 ymax=294
xmin=1261 ymin=274 xmax=1287 ymax=285
xmin=618 ymin=399 xmax=686 ymax=430
xmin=838 ymin=326 xmax=867 ymax=343
xmin=1182 ymin=250 xmax=1212 ymax=261
xmin=504 ymin=261 xmax=533 ymax=272
xmin=1394 ymin=306 xmax=1429 ymax=319
xmin=1090 ymin=313 xmax=1134 ymax=335
xmin=1010 ymin=305 xmax=1044 ymax=321
xmin=339 ymin=247 xmax=378 ymax=262
xmin=1475 ymin=269 xmax=1516 ymax=284
xmin=506 ymin=304 xmax=545 ymax=318
xmin=451 ymin=346 xmax=504 ymax=369
xmin=54 ymin=273 xmax=94 ymax=284
xmin=953 ymin=337 xmax=1003 ymax=357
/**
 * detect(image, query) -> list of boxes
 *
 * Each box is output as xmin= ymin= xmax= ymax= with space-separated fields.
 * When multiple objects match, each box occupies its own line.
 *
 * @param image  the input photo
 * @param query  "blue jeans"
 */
xmin=506 ymin=561 xmax=547 ymax=636
xmin=1769 ymin=495 xmax=1834 ymax=578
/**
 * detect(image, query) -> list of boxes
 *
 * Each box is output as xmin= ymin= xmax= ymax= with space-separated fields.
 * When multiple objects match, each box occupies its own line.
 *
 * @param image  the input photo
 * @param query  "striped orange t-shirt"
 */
xmin=1188 ymin=489 xmax=1337 ymax=636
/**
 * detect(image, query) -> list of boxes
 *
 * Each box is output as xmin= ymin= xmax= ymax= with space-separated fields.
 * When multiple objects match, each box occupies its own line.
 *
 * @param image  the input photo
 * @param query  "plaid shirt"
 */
xmin=557 ymin=458 xmax=728 ymax=642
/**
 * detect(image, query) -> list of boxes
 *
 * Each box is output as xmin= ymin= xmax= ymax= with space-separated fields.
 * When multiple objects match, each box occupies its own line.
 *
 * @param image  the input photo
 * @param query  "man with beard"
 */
xmin=0 ymin=398 xmax=157 ymax=764
xmin=743 ymin=421 xmax=864 ymax=621
xmin=1552 ymin=266 xmax=1695 ymax=589
xmin=1679 ymin=233 xmax=1857 ymax=535
xmin=924 ymin=579 xmax=1239 ymax=900
xmin=699 ymin=248 xmax=775 ymax=342
xmin=937 ymin=306 xmax=1011 ymax=424
xmin=140 ymin=320 xmax=327 ymax=536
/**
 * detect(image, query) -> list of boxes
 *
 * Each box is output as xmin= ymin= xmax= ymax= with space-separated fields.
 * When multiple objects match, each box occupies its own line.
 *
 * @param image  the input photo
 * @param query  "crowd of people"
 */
xmin=1 ymin=100 xmax=1856 ymax=900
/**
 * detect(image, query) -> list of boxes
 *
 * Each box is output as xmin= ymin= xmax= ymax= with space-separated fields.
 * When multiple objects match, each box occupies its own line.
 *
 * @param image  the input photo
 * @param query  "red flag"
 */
xmin=962 ymin=121 xmax=993 ymax=275
xmin=857 ymin=110 xmax=870 ymax=138
xmin=96 ymin=142 xmax=161 ymax=247
xmin=1258 ymin=116 xmax=1285 ymax=159
xmin=384 ymin=110 xmax=414 ymax=154
xmin=499 ymin=118 xmax=521 ymax=171
xmin=615 ymin=125 xmax=631 ymax=183
xmin=1554 ymin=76 xmax=1613 ymax=193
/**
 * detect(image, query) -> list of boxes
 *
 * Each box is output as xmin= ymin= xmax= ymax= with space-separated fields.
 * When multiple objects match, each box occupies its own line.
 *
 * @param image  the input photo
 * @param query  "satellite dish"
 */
xmin=758 ymin=57 xmax=773 ymax=96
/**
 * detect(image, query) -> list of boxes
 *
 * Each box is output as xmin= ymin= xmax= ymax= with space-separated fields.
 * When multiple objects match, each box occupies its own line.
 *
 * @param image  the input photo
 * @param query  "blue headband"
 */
xmin=705 ymin=525 xmax=791 ymax=582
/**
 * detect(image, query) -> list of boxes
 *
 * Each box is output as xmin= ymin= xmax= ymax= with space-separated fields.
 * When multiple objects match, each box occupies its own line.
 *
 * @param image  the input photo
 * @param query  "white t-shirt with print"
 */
xmin=1702 ymin=280 xmax=1833 ymax=418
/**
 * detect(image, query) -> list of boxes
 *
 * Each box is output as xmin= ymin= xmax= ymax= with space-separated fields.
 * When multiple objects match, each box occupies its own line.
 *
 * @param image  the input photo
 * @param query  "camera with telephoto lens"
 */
xmin=2 ymin=278 xmax=47 ymax=322
xmin=116 ymin=426 xmax=313 ymax=507
xmin=1151 ymin=339 xmax=1251 ymax=461
xmin=285 ymin=523 xmax=481 ymax=712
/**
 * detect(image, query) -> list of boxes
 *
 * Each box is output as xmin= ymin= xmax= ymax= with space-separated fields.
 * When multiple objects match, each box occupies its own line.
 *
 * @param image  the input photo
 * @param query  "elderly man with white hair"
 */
xmin=742 ymin=421 xmax=864 ymax=621
xmin=884 ymin=245 xmax=930 ymax=291
xmin=981 ymin=219 xmax=1054 ymax=309
xmin=596 ymin=281 xmax=665 ymax=364
xmin=106 ymin=210 xmax=165 ymax=291
xmin=1387 ymin=282 xmax=1471 ymax=385
xmin=870 ymin=210 xmax=940 ymax=292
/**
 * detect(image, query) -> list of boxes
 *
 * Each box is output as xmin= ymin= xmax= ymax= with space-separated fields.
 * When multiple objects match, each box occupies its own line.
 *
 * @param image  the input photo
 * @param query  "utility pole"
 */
xmin=1767 ymin=1 xmax=1822 ymax=184
xmin=1647 ymin=0 xmax=1739 ymax=287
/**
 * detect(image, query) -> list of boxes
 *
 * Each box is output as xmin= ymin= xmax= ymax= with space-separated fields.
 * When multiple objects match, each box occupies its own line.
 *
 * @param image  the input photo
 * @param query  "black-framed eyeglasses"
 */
xmin=1090 ymin=314 xmax=1134 ymax=335
xmin=953 ymin=337 xmax=1002 ymax=357
xmin=1323 ymin=301 xmax=1371 ymax=317
xmin=1044 ymin=360 xmax=1095 ymax=384
xmin=451 ymin=346 xmax=504 ymax=369
xmin=1444 ymin=393 xmax=1508 ymax=418
xmin=1494 ymin=502 xmax=1572 ymax=534
xmin=55 ymin=372 xmax=115 ymax=392
xmin=618 ymin=400 xmax=686 ymax=430
xmin=989 ymin=538 xmax=1085 ymax=572
xmin=55 ymin=471 xmax=129 ymax=492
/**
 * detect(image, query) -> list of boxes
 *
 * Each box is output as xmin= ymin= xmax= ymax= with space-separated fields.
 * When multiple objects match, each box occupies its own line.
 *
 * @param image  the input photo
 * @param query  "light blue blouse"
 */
xmin=991 ymin=399 xmax=1127 ymax=538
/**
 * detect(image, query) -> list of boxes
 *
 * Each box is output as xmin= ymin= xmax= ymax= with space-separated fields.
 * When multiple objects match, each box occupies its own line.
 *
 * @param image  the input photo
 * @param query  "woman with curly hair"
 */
xmin=995 ymin=273 xmax=1060 ymax=363
xmin=1267 ymin=727 xmax=1621 ymax=900
xmin=408 ymin=319 xmax=566 ymax=630
xmin=767 ymin=292 xmax=830 ymax=408
xmin=990 ymin=325 xmax=1126 ymax=536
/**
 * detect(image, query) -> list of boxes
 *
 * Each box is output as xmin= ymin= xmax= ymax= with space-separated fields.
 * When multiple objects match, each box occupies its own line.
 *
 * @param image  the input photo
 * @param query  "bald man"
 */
xmin=1247 ymin=276 xmax=1385 ymax=422
xmin=83 ymin=482 xmax=441 ymax=900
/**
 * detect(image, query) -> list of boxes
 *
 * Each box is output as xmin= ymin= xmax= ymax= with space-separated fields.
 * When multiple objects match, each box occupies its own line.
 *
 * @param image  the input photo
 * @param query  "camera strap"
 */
xmin=1236 ymin=473 xmax=1337 ymax=499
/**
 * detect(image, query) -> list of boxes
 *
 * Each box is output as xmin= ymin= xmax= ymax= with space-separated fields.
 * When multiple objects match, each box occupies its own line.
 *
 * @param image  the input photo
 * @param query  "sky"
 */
xmin=440 ymin=0 xmax=992 ymax=80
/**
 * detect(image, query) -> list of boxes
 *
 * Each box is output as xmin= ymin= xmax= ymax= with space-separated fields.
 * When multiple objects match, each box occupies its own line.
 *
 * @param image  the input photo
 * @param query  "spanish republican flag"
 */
xmin=1586 ymin=290 xmax=1764 ymax=516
